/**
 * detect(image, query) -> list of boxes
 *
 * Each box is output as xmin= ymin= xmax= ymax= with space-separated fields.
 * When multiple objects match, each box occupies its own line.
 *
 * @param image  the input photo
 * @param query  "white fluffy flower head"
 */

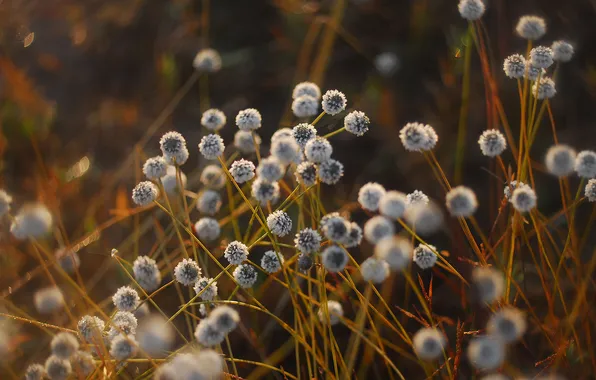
xmin=413 ymin=244 xmax=438 ymax=269
xmin=413 ymin=327 xmax=446 ymax=361
xmin=230 ymin=159 xmax=256 ymax=183
xmin=195 ymin=217 xmax=221 ymax=242
xmin=193 ymin=48 xmax=222 ymax=73
xmin=294 ymin=228 xmax=322 ymax=254
xmin=261 ymin=250 xmax=284 ymax=274
xmin=295 ymin=161 xmax=317 ymax=186
xmin=251 ymin=178 xmax=280 ymax=205
xmin=196 ymin=189 xmax=222 ymax=215
xmin=545 ymin=144 xmax=576 ymax=177
xmin=321 ymin=245 xmax=349 ymax=273
xmin=360 ymin=257 xmax=390 ymax=283
xmin=224 ymin=241 xmax=249 ymax=265
xmin=458 ymin=0 xmax=485 ymax=21
xmin=472 ymin=267 xmax=504 ymax=304
xmin=235 ymin=108 xmax=262 ymax=131
xmin=292 ymin=95 xmax=319 ymax=118
xmin=575 ymin=150 xmax=596 ymax=178
xmin=318 ymin=300 xmax=343 ymax=325
xmin=503 ymin=54 xmax=526 ymax=79
xmin=293 ymin=82 xmax=321 ymax=99
xmin=467 ymin=335 xmax=505 ymax=371
xmin=198 ymin=134 xmax=225 ymax=160
xmin=292 ymin=123 xmax=317 ymax=148
xmin=530 ymin=46 xmax=554 ymax=69
xmin=478 ymin=129 xmax=507 ymax=157
xmin=233 ymin=264 xmax=258 ymax=288
xmin=552 ymin=40 xmax=574 ymax=62
xmin=363 ymin=215 xmax=395 ymax=244
xmin=201 ymin=108 xmax=226 ymax=131
xmin=267 ymin=210 xmax=293 ymax=237
xmin=516 ymin=15 xmax=546 ymax=40
xmin=133 ymin=256 xmax=161 ymax=292
xmin=344 ymin=110 xmax=370 ymax=136
xmin=375 ymin=236 xmax=413 ymax=271
xmin=379 ymin=191 xmax=407 ymax=219
xmin=317 ymin=159 xmax=344 ymax=185
xmin=159 ymin=131 xmax=189 ymax=165
xmin=174 ymin=259 xmax=201 ymax=286
xmin=143 ymin=156 xmax=167 ymax=179
xmin=321 ymin=90 xmax=347 ymax=115
xmin=200 ymin=165 xmax=226 ymax=189
xmin=511 ymin=186 xmax=537 ymax=212
xmin=112 ymin=286 xmax=140 ymax=312
xmin=305 ymin=137 xmax=333 ymax=163
xmin=194 ymin=277 xmax=218 ymax=301
xmin=445 ymin=186 xmax=478 ymax=217
xmin=271 ymin=136 xmax=301 ymax=165
xmin=234 ymin=130 xmax=260 ymax=153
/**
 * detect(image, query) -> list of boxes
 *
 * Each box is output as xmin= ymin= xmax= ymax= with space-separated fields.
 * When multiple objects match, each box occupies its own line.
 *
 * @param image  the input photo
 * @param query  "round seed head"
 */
xmin=363 ymin=216 xmax=395 ymax=244
xmin=234 ymin=130 xmax=261 ymax=153
xmin=235 ymin=108 xmax=262 ymax=131
xmin=446 ymin=186 xmax=478 ymax=217
xmin=159 ymin=131 xmax=188 ymax=165
xmin=34 ymin=286 xmax=64 ymax=314
xmin=201 ymin=108 xmax=226 ymax=131
xmin=503 ymin=180 xmax=529 ymax=200
xmin=404 ymin=202 xmax=444 ymax=236
xmin=292 ymin=123 xmax=317 ymax=148
xmin=472 ymin=267 xmax=504 ymax=304
xmin=200 ymin=165 xmax=226 ymax=189
xmin=251 ymin=178 xmax=280 ymax=205
xmin=174 ymin=258 xmax=201 ymax=286
xmin=358 ymin=182 xmax=386 ymax=212
xmin=467 ymin=335 xmax=505 ymax=371
xmin=131 ymin=181 xmax=159 ymax=207
xmin=530 ymin=46 xmax=554 ymax=69
xmin=9 ymin=203 xmax=53 ymax=240
xmin=294 ymin=228 xmax=322 ymax=254
xmin=51 ymin=332 xmax=79 ymax=359
xmin=111 ymin=311 xmax=138 ymax=337
xmin=160 ymin=165 xmax=187 ymax=195
xmin=413 ymin=328 xmax=446 ymax=361
xmin=77 ymin=315 xmax=105 ymax=342
xmin=399 ymin=122 xmax=431 ymax=152
xmin=229 ymin=159 xmax=256 ymax=184
xmin=142 ymin=156 xmax=167 ymax=179
xmin=545 ymin=144 xmax=576 ymax=177
xmin=44 ymin=355 xmax=71 ymax=380
xmin=261 ymin=250 xmax=284 ymax=273
xmin=198 ymin=134 xmax=225 ymax=160
xmin=375 ymin=51 xmax=400 ymax=76
xmin=133 ymin=256 xmax=161 ymax=292
xmin=25 ymin=363 xmax=45 ymax=380
xmin=575 ymin=150 xmax=596 ymax=178
xmin=110 ymin=334 xmax=138 ymax=360
xmin=271 ymin=128 xmax=293 ymax=143
xmin=224 ymin=241 xmax=249 ymax=265
xmin=585 ymin=179 xmax=596 ymax=202
xmin=524 ymin=62 xmax=543 ymax=81
xmin=406 ymin=190 xmax=429 ymax=206
xmin=194 ymin=217 xmax=221 ymax=242
xmin=71 ymin=351 xmax=96 ymax=377
xmin=293 ymin=82 xmax=321 ymax=99
xmin=375 ymin=236 xmax=413 ymax=271
xmin=271 ymin=136 xmax=301 ymax=165
xmin=552 ymin=40 xmax=574 ymax=62
xmin=317 ymin=158 xmax=344 ymax=185
xmin=305 ymin=137 xmax=332 ymax=163
xmin=210 ymin=305 xmax=240 ymax=333
xmin=195 ymin=320 xmax=225 ymax=347
xmin=196 ymin=189 xmax=222 ymax=215
xmin=257 ymin=156 xmax=285 ymax=182
xmin=516 ymin=15 xmax=547 ymax=40
xmin=413 ymin=244 xmax=438 ymax=270
xmin=295 ymin=161 xmax=318 ymax=186
xmin=360 ymin=257 xmax=390 ymax=283
xmin=320 ymin=213 xmax=349 ymax=242
xmin=379 ymin=191 xmax=407 ymax=219
xmin=503 ymin=54 xmax=526 ymax=79
xmin=192 ymin=48 xmax=222 ymax=73
xmin=487 ymin=307 xmax=527 ymax=343
xmin=341 ymin=222 xmax=363 ymax=248
xmin=511 ymin=186 xmax=537 ymax=212
xmin=321 ymin=245 xmax=349 ymax=273
xmin=344 ymin=110 xmax=370 ymax=136
xmin=458 ymin=0 xmax=485 ymax=21
xmin=292 ymin=95 xmax=319 ymax=118
xmin=193 ymin=277 xmax=218 ymax=301
xmin=321 ymin=89 xmax=347 ymax=115
xmin=233 ymin=264 xmax=258 ymax=288
xmin=422 ymin=124 xmax=439 ymax=150
xmin=0 ymin=189 xmax=12 ymax=217
xmin=532 ymin=76 xmax=556 ymax=99
xmin=267 ymin=210 xmax=293 ymax=237
xmin=55 ymin=248 xmax=80 ymax=274
xmin=479 ymin=129 xmax=507 ymax=157
xmin=112 ymin=286 xmax=140 ymax=312
xmin=297 ymin=253 xmax=314 ymax=273
xmin=317 ymin=300 xmax=344 ymax=325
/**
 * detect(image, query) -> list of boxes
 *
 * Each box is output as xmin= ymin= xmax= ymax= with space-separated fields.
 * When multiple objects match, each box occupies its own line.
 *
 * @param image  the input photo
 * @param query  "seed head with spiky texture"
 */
xmin=236 ymin=108 xmax=262 ymax=131
xmin=110 ymin=311 xmax=138 ymax=337
xmin=292 ymin=95 xmax=319 ymax=118
xmin=511 ymin=186 xmax=537 ymax=212
xmin=159 ymin=131 xmax=189 ymax=165
xmin=110 ymin=334 xmax=138 ymax=360
xmin=292 ymin=123 xmax=317 ymax=148
xmin=192 ymin=48 xmax=222 ymax=72
xmin=458 ymin=0 xmax=485 ymax=21
xmin=233 ymin=264 xmax=258 ymax=288
xmin=161 ymin=165 xmax=186 ymax=195
xmin=413 ymin=328 xmax=446 ymax=361
xmin=131 ymin=182 xmax=158 ymax=207
xmin=198 ymin=134 xmax=225 ymax=160
xmin=193 ymin=277 xmax=218 ymax=301
xmin=251 ymin=178 xmax=280 ymax=205
xmin=267 ymin=210 xmax=293 ymax=237
xmin=297 ymin=253 xmax=314 ymax=273
xmin=503 ymin=180 xmax=529 ymax=200
xmin=575 ymin=150 xmax=596 ymax=178
xmin=305 ymin=137 xmax=332 ymax=163
xmin=194 ymin=320 xmax=225 ymax=347
xmin=530 ymin=46 xmax=554 ymax=69
xmin=77 ymin=315 xmax=105 ymax=342
xmin=112 ymin=286 xmax=140 ymax=312
xmin=413 ymin=244 xmax=438 ymax=269
xmin=234 ymin=130 xmax=261 ymax=153
xmin=294 ymin=228 xmax=322 ymax=254
xmin=133 ymin=256 xmax=161 ymax=292
xmin=271 ymin=128 xmax=293 ymax=142
xmin=143 ymin=156 xmax=167 ymax=179
xmin=375 ymin=236 xmax=413 ymax=271
xmin=532 ymin=76 xmax=556 ymax=99
xmin=194 ymin=217 xmax=221 ymax=242
xmin=358 ymin=182 xmax=386 ymax=211
xmin=317 ymin=158 xmax=344 ymax=185
xmin=399 ymin=122 xmax=431 ymax=152
xmin=224 ymin=241 xmax=249 ymax=265
xmin=478 ymin=129 xmax=507 ymax=157
xmin=363 ymin=216 xmax=394 ymax=244
xmin=516 ymin=15 xmax=546 ymax=40
xmin=467 ymin=336 xmax=505 ymax=371
xmin=585 ymin=179 xmax=596 ymax=202
xmin=257 ymin=156 xmax=285 ymax=182
xmin=174 ymin=259 xmax=201 ymax=286
xmin=318 ymin=300 xmax=344 ymax=325
xmin=341 ymin=222 xmax=363 ymax=247
xmin=503 ymin=54 xmax=526 ymax=79
xmin=261 ymin=250 xmax=284 ymax=273
xmin=360 ymin=257 xmax=390 ymax=283
xmin=201 ymin=108 xmax=226 ymax=131
xmin=320 ymin=213 xmax=349 ymax=242
xmin=293 ymin=82 xmax=321 ymax=99
xmin=552 ymin=40 xmax=574 ymax=62
xmin=344 ymin=110 xmax=370 ymax=136
xmin=229 ymin=159 xmax=255 ymax=184
xmin=321 ymin=90 xmax=347 ymax=115
xmin=271 ymin=136 xmax=301 ymax=165
xmin=295 ymin=161 xmax=317 ymax=186
xmin=196 ymin=190 xmax=222 ymax=215
xmin=321 ymin=245 xmax=349 ymax=273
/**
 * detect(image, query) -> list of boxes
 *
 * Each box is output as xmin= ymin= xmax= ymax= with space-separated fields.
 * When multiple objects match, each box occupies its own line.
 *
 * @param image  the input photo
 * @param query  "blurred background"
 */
xmin=2 ymin=0 xmax=596 ymax=377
